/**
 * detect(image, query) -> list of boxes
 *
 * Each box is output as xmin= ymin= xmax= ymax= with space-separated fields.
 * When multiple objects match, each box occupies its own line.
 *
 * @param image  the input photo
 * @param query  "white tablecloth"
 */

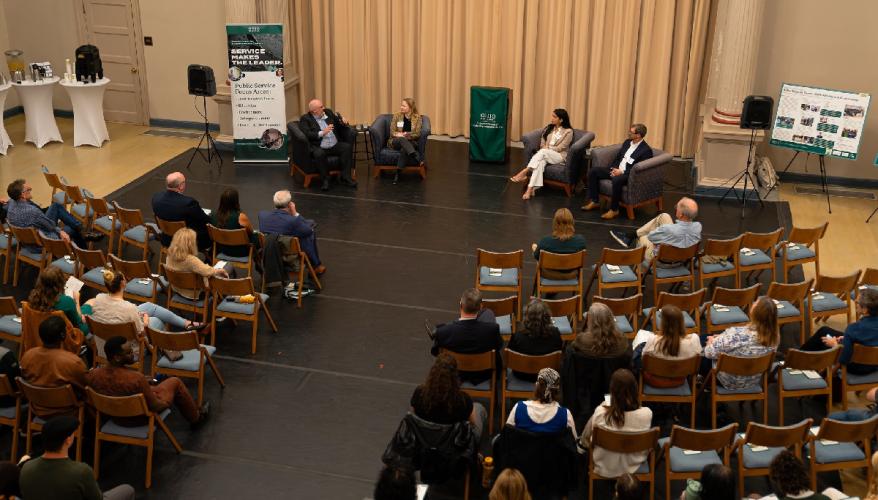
xmin=60 ymin=77 xmax=110 ymax=147
xmin=0 ymin=83 xmax=12 ymax=155
xmin=12 ymin=77 xmax=62 ymax=148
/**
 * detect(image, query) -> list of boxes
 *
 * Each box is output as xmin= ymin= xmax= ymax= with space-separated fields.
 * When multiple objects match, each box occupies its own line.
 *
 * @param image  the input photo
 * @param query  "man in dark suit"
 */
xmin=151 ymin=171 xmax=213 ymax=250
xmin=299 ymin=99 xmax=357 ymax=191
xmin=582 ymin=123 xmax=654 ymax=220
xmin=258 ymin=190 xmax=326 ymax=274
xmin=431 ymin=289 xmax=503 ymax=383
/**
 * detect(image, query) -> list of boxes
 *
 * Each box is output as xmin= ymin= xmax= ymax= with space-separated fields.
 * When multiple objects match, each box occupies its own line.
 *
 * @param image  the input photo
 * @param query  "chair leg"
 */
xmin=93 ymin=435 xmax=101 ymax=480
xmin=762 ymin=396 xmax=768 ymax=424
xmin=145 ymin=440 xmax=153 ymax=488
xmin=778 ymin=394 xmax=784 ymax=425
xmin=11 ymin=257 xmax=18 ymax=288
xmin=711 ymin=399 xmax=717 ymax=429
xmin=262 ymin=304 xmax=279 ymax=332
xmin=206 ymin=355 xmax=225 ymax=387
xmin=250 ymin=319 xmax=258 ymax=354
xmin=690 ymin=399 xmax=696 ymax=428
xmin=197 ymin=367 xmax=204 ymax=407
xmin=588 ymin=476 xmax=594 ymax=500
xmin=626 ymin=206 xmax=635 ymax=220
xmin=157 ymin=418 xmax=183 ymax=453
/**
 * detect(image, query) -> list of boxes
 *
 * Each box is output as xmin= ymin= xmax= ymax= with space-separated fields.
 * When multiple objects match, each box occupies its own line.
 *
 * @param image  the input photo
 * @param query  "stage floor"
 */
xmin=0 ymin=140 xmax=851 ymax=499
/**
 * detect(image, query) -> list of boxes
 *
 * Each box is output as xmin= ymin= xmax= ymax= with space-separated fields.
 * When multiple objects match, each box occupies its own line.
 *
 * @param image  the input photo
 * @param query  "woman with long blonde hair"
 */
xmin=531 ymin=208 xmax=586 ymax=280
xmin=164 ymin=228 xmax=228 ymax=299
xmin=572 ymin=302 xmax=630 ymax=360
xmin=704 ymin=296 xmax=778 ymax=391
xmin=489 ymin=468 xmax=532 ymax=500
xmin=387 ymin=97 xmax=423 ymax=184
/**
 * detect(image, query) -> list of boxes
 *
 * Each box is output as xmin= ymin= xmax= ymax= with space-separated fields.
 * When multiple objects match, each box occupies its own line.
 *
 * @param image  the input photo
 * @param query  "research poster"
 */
xmin=770 ymin=83 xmax=870 ymax=160
xmin=227 ymin=24 xmax=287 ymax=162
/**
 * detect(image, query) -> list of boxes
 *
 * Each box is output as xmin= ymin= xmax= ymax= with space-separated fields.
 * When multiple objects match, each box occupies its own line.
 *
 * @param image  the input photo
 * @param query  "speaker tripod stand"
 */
xmin=719 ymin=128 xmax=763 ymax=219
xmin=187 ymin=95 xmax=222 ymax=170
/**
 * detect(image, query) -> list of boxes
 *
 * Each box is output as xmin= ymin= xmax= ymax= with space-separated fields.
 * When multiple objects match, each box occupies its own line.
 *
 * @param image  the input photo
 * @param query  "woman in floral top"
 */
xmin=704 ymin=297 xmax=778 ymax=390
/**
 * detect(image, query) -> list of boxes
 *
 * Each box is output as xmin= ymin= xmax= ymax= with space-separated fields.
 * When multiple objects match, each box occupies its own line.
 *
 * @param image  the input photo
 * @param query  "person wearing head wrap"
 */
xmin=504 ymin=367 xmax=577 ymax=439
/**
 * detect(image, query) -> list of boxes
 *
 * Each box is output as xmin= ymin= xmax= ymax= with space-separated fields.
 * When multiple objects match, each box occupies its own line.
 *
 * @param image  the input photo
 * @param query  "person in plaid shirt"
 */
xmin=6 ymin=179 xmax=102 ymax=248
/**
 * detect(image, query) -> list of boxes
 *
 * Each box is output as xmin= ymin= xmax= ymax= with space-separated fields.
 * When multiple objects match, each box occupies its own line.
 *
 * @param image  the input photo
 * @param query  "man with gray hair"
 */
xmin=298 ymin=98 xmax=357 ymax=191
xmin=801 ymin=287 xmax=878 ymax=375
xmin=608 ymin=197 xmax=701 ymax=262
xmin=257 ymin=190 xmax=325 ymax=274
xmin=151 ymin=171 xmax=213 ymax=250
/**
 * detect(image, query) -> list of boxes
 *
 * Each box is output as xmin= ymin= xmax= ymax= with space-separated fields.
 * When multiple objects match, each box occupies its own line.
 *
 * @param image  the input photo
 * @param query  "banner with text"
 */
xmin=227 ymin=24 xmax=287 ymax=162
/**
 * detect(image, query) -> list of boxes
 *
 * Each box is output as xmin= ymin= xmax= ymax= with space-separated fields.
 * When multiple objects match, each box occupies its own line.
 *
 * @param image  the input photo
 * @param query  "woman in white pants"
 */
xmin=510 ymin=108 xmax=573 ymax=200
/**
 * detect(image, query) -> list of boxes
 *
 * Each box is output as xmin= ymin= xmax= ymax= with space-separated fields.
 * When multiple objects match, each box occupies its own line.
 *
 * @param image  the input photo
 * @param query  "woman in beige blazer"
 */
xmin=511 ymin=108 xmax=573 ymax=199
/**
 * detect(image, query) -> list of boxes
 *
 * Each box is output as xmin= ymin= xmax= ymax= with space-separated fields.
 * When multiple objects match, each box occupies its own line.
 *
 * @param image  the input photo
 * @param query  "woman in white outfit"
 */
xmin=510 ymin=109 xmax=573 ymax=200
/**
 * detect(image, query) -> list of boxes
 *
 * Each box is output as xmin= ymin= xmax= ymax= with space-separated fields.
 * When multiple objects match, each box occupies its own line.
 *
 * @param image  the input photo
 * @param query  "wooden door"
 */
xmin=75 ymin=0 xmax=149 ymax=124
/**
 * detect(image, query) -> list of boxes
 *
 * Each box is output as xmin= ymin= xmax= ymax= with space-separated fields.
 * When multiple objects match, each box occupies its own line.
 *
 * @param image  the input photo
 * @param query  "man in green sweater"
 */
xmin=19 ymin=416 xmax=135 ymax=500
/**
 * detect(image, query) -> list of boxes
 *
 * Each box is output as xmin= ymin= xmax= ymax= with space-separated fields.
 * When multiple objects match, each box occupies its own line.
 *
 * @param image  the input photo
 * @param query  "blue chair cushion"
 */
xmin=0 ymin=315 xmax=21 ymax=337
xmin=19 ymin=247 xmax=44 ymax=262
xmin=171 ymin=294 xmax=207 ymax=308
xmin=774 ymin=300 xmax=801 ymax=318
xmin=781 ymin=244 xmax=817 ymax=262
xmin=807 ymin=294 xmax=848 ymax=313
xmin=505 ymin=370 xmax=534 ymax=392
xmin=667 ymin=446 xmax=722 ymax=472
xmin=94 ymin=216 xmax=121 ymax=232
xmin=701 ymin=260 xmax=735 ymax=274
xmin=741 ymin=443 xmax=786 ymax=469
xmin=0 ymin=234 xmax=15 ymax=250
xmin=600 ymin=264 xmax=637 ymax=284
xmin=740 ymin=249 xmax=772 ymax=266
xmin=71 ymin=203 xmax=93 ymax=218
xmin=216 ymin=252 xmax=251 ymax=264
xmin=654 ymin=265 xmax=691 ymax=279
xmin=846 ymin=370 xmax=878 ymax=385
xmin=101 ymin=408 xmax=172 ymax=439
xmin=806 ymin=440 xmax=866 ymax=464
xmin=708 ymin=306 xmax=749 ymax=326
xmin=461 ymin=378 xmax=492 ymax=391
xmin=781 ymin=369 xmax=828 ymax=391
xmin=50 ymin=257 xmax=75 ymax=275
xmin=642 ymin=307 xmax=697 ymax=329
xmin=643 ymin=380 xmax=691 ymax=396
xmin=52 ymin=191 xmax=67 ymax=205
xmin=540 ymin=277 xmax=578 ymax=286
xmin=124 ymin=277 xmax=168 ymax=299
xmin=635 ymin=460 xmax=650 ymax=474
xmin=157 ymin=345 xmax=216 ymax=372
xmin=81 ymin=267 xmax=106 ymax=286
xmin=479 ymin=266 xmax=519 ymax=287
xmin=551 ymin=316 xmax=572 ymax=335
xmin=0 ymin=402 xmax=22 ymax=419
xmin=495 ymin=314 xmax=513 ymax=335
xmin=216 ymin=294 xmax=269 ymax=315
xmin=717 ymin=384 xmax=763 ymax=395
xmin=123 ymin=226 xmax=147 ymax=243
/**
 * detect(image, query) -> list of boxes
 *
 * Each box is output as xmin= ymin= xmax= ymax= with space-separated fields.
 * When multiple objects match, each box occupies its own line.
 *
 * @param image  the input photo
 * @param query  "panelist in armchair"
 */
xmin=387 ymin=98 xmax=423 ymax=184
xmin=582 ymin=123 xmax=653 ymax=220
xmin=298 ymin=99 xmax=357 ymax=191
xmin=511 ymin=109 xmax=574 ymax=200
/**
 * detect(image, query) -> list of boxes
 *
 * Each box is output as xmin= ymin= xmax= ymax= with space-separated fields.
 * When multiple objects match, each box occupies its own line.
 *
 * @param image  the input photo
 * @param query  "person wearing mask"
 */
xmin=510 ymin=109 xmax=574 ymax=200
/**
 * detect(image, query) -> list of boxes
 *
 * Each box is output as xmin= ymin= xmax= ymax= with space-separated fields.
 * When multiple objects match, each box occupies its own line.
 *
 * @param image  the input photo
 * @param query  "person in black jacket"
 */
xmin=431 ymin=289 xmax=503 ymax=383
xmin=507 ymin=299 xmax=562 ymax=381
xmin=151 ymin=171 xmax=212 ymax=251
xmin=582 ymin=123 xmax=654 ymax=220
xmin=298 ymin=99 xmax=357 ymax=191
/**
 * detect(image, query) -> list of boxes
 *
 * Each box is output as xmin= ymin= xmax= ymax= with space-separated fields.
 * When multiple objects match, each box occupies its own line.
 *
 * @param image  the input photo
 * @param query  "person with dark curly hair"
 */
xmin=769 ymin=450 xmax=830 ymax=500
xmin=28 ymin=266 xmax=91 ymax=335
xmin=507 ymin=299 xmax=562 ymax=381
xmin=681 ymin=463 xmax=735 ymax=500
xmin=410 ymin=353 xmax=487 ymax=439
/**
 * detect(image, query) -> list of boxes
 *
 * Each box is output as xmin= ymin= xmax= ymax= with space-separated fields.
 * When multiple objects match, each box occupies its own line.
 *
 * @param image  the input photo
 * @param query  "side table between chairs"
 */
xmin=352 ymin=124 xmax=373 ymax=174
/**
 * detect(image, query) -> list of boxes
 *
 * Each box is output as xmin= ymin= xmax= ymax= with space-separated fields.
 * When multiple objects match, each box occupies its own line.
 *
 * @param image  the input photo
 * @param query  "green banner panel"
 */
xmin=469 ymin=86 xmax=511 ymax=163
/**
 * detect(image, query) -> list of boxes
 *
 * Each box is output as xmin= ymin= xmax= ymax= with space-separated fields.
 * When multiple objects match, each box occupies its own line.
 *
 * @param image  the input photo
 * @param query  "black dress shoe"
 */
xmin=82 ymin=232 xmax=105 ymax=242
xmin=191 ymin=401 xmax=211 ymax=429
xmin=321 ymin=178 xmax=331 ymax=191
xmin=392 ymin=170 xmax=400 ymax=184
xmin=340 ymin=177 xmax=358 ymax=188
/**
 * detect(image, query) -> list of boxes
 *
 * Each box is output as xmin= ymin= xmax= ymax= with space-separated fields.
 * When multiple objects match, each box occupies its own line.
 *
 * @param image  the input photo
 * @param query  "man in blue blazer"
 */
xmin=258 ymin=190 xmax=326 ymax=274
xmin=582 ymin=123 xmax=653 ymax=220
xmin=151 ymin=171 xmax=213 ymax=250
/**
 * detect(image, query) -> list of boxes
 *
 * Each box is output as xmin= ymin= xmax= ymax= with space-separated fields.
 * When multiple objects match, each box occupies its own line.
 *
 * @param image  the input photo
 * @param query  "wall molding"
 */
xmin=149 ymin=118 xmax=220 ymax=132
xmin=3 ymin=106 xmax=22 ymax=119
xmin=777 ymin=171 xmax=878 ymax=189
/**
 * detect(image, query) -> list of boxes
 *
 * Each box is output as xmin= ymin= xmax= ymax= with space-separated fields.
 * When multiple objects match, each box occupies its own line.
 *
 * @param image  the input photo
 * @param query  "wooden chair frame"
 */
xmin=645 ymin=243 xmax=699 ymax=307
xmin=63 ymin=184 xmax=93 ymax=229
xmin=147 ymin=327 xmax=226 ymax=407
xmin=543 ymin=294 xmax=580 ymax=342
xmin=475 ymin=249 xmax=524 ymax=321
xmin=735 ymin=419 xmax=812 ymax=497
xmin=776 ymin=347 xmax=840 ymax=425
xmin=41 ymin=236 xmax=75 ymax=278
xmin=284 ymin=236 xmax=324 ymax=308
xmin=155 ymin=217 xmax=186 ymax=265
xmin=8 ymin=225 xmax=45 ymax=287
xmin=0 ymin=297 xmax=21 ymax=347
xmin=739 ymin=229 xmax=783 ymax=285
xmin=208 ymin=224 xmax=255 ymax=278
xmin=662 ymin=423 xmax=738 ymax=500
xmin=779 ymin=222 xmax=827 ymax=283
xmin=587 ymin=247 xmax=645 ymax=299
xmin=702 ymin=284 xmax=761 ymax=335
xmin=87 ymin=197 xmax=118 ymax=251
xmin=588 ymin=426 xmax=661 ymax=500
xmin=161 ymin=264 xmax=211 ymax=325
xmin=42 ymin=168 xmax=69 ymax=208
xmin=809 ymin=271 xmax=860 ymax=331
xmin=639 ymin=355 xmax=701 ymax=428
xmin=113 ymin=202 xmax=157 ymax=261
xmin=854 ymin=268 xmax=878 ymax=302
xmin=108 ymin=254 xmax=160 ymax=304
xmin=533 ymin=250 xmax=586 ymax=315
xmin=593 ymin=294 xmax=643 ymax=340
xmin=16 ymin=378 xmax=85 ymax=461
xmin=85 ymin=316 xmax=147 ymax=373
xmin=209 ymin=276 xmax=278 ymax=354
xmin=482 ymin=296 xmax=518 ymax=339
xmin=699 ymin=235 xmax=742 ymax=289
xmin=706 ymin=352 xmax=775 ymax=428
xmin=442 ymin=349 xmax=496 ymax=435
xmin=640 ymin=289 xmax=706 ymax=336
xmin=500 ymin=349 xmax=562 ymax=420
xmin=0 ymin=225 xmax=15 ymax=284
xmin=72 ymin=246 xmax=109 ymax=293
xmin=0 ymin=375 xmax=23 ymax=462
xmin=838 ymin=344 xmax=878 ymax=411
xmin=767 ymin=279 xmax=813 ymax=345
xmin=808 ymin=415 xmax=878 ymax=492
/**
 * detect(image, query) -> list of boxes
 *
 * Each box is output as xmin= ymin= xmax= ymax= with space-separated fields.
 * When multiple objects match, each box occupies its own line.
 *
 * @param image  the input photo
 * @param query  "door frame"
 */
xmin=73 ymin=0 xmax=150 ymax=125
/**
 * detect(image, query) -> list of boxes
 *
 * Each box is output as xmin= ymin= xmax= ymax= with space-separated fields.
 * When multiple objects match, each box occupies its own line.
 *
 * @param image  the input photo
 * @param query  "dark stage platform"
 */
xmin=1 ymin=139 xmax=820 ymax=499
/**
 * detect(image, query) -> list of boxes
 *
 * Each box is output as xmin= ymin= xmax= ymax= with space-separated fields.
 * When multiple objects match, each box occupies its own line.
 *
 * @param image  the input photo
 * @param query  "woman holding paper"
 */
xmin=703 ymin=297 xmax=778 ymax=391
xmin=28 ymin=266 xmax=91 ymax=335
xmin=639 ymin=305 xmax=702 ymax=387
xmin=164 ymin=228 xmax=229 ymax=300
xmin=387 ymin=98 xmax=423 ymax=184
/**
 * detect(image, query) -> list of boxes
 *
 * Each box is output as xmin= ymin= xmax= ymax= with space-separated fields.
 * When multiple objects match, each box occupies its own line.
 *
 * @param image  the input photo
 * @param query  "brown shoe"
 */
xmin=601 ymin=209 xmax=619 ymax=220
xmin=580 ymin=201 xmax=599 ymax=211
xmin=314 ymin=265 xmax=327 ymax=275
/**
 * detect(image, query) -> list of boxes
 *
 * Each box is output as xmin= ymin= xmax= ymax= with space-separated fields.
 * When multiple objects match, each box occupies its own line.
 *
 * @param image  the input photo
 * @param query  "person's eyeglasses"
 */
xmin=23 ymin=188 xmax=32 ymax=193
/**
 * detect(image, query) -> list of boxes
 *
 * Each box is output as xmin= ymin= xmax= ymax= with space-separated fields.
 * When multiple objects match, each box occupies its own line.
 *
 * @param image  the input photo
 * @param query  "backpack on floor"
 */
xmin=755 ymin=155 xmax=778 ymax=190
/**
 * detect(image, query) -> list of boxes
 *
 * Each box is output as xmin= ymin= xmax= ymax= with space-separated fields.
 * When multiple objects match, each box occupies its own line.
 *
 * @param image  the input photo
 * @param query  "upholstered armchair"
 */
xmin=287 ymin=120 xmax=356 ymax=188
xmin=591 ymin=144 xmax=673 ymax=219
xmin=369 ymin=114 xmax=431 ymax=180
xmin=520 ymin=128 xmax=595 ymax=197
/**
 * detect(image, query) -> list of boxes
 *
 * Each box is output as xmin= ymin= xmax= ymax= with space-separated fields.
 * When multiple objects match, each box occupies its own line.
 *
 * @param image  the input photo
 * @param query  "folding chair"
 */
xmin=87 ymin=388 xmax=183 ymax=488
xmin=533 ymin=250 xmax=586 ymax=315
xmin=16 ymin=378 xmax=85 ymax=461
xmin=475 ymin=249 xmax=524 ymax=320
xmin=734 ymin=419 xmax=812 ymax=497
xmin=588 ymin=426 xmax=661 ymax=500
xmin=699 ymin=235 xmax=742 ymax=289
xmin=155 ymin=217 xmax=186 ymax=265
xmin=114 ymin=203 xmax=158 ymax=261
xmin=0 ymin=225 xmax=16 ymax=284
xmin=73 ymin=246 xmax=109 ymax=293
xmin=641 ymin=289 xmax=706 ymax=336
xmin=838 ymin=344 xmax=878 ymax=410
xmin=706 ymin=352 xmax=775 ymax=428
xmin=147 ymin=326 xmax=225 ymax=407
xmin=63 ymin=184 xmax=93 ymax=229
xmin=209 ymin=276 xmax=277 ymax=354
xmin=592 ymin=294 xmax=642 ymax=339
xmin=739 ymin=228 xmax=783 ymax=285
xmin=501 ymin=349 xmax=562 ymax=420
xmin=85 ymin=317 xmax=146 ymax=373
xmin=285 ymin=236 xmax=323 ymax=308
xmin=645 ymin=243 xmax=699 ymax=307
xmin=639 ymin=355 xmax=701 ymax=428
xmin=8 ymin=225 xmax=46 ymax=287
xmin=702 ymin=284 xmax=761 ymax=335
xmin=42 ymin=236 xmax=76 ymax=278
xmin=88 ymin=196 xmax=120 ymax=251
xmin=767 ymin=280 xmax=813 ymax=344
xmin=0 ymin=296 xmax=22 ymax=347
xmin=587 ymin=247 xmax=645 ymax=299
xmin=162 ymin=265 xmax=211 ymax=325
xmin=779 ymin=222 xmax=828 ymax=283
xmin=808 ymin=271 xmax=860 ymax=331
xmin=207 ymin=224 xmax=255 ymax=278
xmin=0 ymin=375 xmax=23 ymax=462
xmin=108 ymin=254 xmax=165 ymax=304
xmin=442 ymin=349 xmax=496 ymax=434
xmin=482 ymin=296 xmax=517 ymax=339
xmin=543 ymin=295 xmax=580 ymax=342
xmin=807 ymin=415 xmax=878 ymax=492
xmin=777 ymin=347 xmax=839 ymax=425
xmin=41 ymin=166 xmax=69 ymax=207
xmin=854 ymin=268 xmax=878 ymax=301
xmin=660 ymin=423 xmax=737 ymax=500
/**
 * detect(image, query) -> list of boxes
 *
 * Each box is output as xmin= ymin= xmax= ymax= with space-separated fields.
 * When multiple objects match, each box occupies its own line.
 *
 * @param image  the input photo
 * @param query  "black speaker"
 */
xmin=741 ymin=95 xmax=773 ymax=130
xmin=75 ymin=44 xmax=103 ymax=82
xmin=187 ymin=64 xmax=216 ymax=97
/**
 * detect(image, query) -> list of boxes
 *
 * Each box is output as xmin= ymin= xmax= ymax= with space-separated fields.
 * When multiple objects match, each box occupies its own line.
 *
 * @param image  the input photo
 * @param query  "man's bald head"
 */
xmin=308 ymin=99 xmax=325 ymax=117
xmin=166 ymin=172 xmax=186 ymax=192
xmin=675 ymin=197 xmax=698 ymax=220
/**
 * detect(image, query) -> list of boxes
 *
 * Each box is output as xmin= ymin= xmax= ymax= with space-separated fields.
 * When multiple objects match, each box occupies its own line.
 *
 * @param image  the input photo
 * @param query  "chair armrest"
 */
xmin=566 ymin=131 xmax=596 ymax=183
xmin=369 ymin=117 xmax=389 ymax=153
xmin=417 ymin=118 xmax=431 ymax=158
xmin=521 ymin=129 xmax=544 ymax=162
xmin=589 ymin=144 xmax=623 ymax=171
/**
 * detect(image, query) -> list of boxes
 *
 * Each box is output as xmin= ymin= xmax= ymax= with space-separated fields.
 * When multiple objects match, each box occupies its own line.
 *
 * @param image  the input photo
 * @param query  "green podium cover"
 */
xmin=469 ymin=86 xmax=511 ymax=163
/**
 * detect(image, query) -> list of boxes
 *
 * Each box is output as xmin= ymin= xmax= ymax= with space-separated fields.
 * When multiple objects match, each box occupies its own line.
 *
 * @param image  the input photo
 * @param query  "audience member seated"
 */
xmin=607 ymin=197 xmax=701 ymax=264
xmin=20 ymin=316 xmax=88 ymax=416
xmin=489 ymin=468 xmax=532 ymax=500
xmin=410 ymin=353 xmax=486 ymax=441
xmin=164 ymin=228 xmax=229 ymax=299
xmin=430 ymin=288 xmax=502 ymax=383
xmin=19 ymin=415 xmax=135 ymax=500
xmin=680 ymin=463 xmax=735 ymax=500
xmin=29 ymin=266 xmax=91 ymax=335
xmin=505 ymin=368 xmax=576 ymax=439
xmin=386 ymin=98 xmax=423 ymax=184
xmin=638 ymin=305 xmax=702 ymax=387
xmin=582 ymin=123 xmax=653 ymax=220
xmin=531 ymin=208 xmax=587 ymax=280
xmin=373 ymin=463 xmax=416 ymax=500
xmin=258 ymin=190 xmax=326 ymax=275
xmin=829 ymin=386 xmax=878 ymax=422
xmin=614 ymin=473 xmax=642 ymax=500
xmin=151 ymin=171 xmax=213 ymax=251
xmin=507 ymin=299 xmax=562 ymax=381
xmin=299 ymin=99 xmax=357 ymax=191
xmin=570 ymin=303 xmax=632 ymax=364
xmin=510 ymin=109 xmax=574 ymax=200
xmin=800 ymin=288 xmax=878 ymax=376
xmin=5 ymin=178 xmax=101 ymax=248
xmin=213 ymin=187 xmax=260 ymax=258
xmin=0 ymin=462 xmax=21 ymax=500
xmin=580 ymin=369 xmax=653 ymax=477
xmin=768 ymin=450 xmax=830 ymax=500
xmin=0 ymin=345 xmax=19 ymax=408
xmin=703 ymin=296 xmax=778 ymax=391
xmin=86 ymin=336 xmax=210 ymax=428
